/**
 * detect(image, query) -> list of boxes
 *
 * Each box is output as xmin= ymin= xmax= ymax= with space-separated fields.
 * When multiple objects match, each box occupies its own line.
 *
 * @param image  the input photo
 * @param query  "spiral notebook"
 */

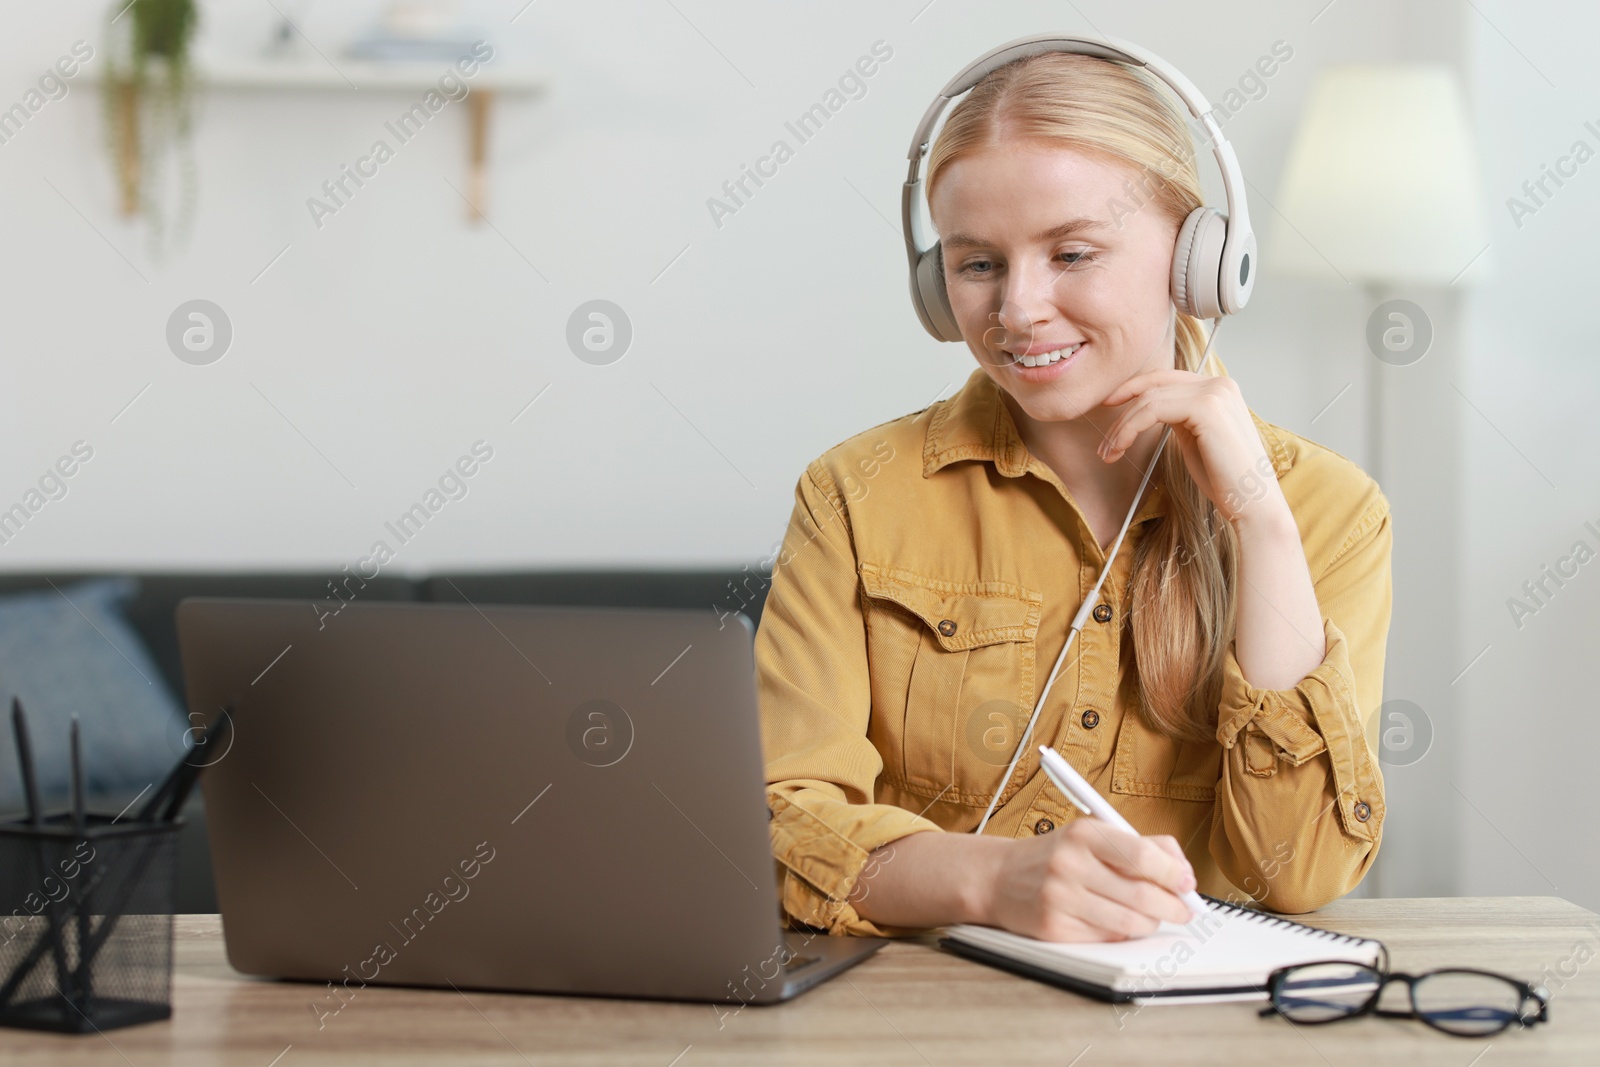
xmin=939 ymin=895 xmax=1385 ymax=1004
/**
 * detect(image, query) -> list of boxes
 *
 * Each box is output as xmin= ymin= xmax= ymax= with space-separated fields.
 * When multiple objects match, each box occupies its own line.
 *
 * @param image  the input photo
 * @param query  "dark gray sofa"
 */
xmin=0 ymin=569 xmax=771 ymax=913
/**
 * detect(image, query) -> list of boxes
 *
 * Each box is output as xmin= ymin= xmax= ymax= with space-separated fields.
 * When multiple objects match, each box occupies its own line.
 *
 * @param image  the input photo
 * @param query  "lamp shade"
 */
xmin=1266 ymin=64 xmax=1489 ymax=285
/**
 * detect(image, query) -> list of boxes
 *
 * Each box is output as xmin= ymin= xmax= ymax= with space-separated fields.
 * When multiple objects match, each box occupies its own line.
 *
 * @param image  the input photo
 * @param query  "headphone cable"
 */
xmin=972 ymin=314 xmax=1225 ymax=834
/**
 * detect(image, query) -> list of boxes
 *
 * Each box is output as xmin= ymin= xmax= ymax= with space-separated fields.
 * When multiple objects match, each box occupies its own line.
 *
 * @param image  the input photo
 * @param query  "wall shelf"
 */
xmin=190 ymin=56 xmax=550 ymax=94
xmin=90 ymin=55 xmax=551 ymax=222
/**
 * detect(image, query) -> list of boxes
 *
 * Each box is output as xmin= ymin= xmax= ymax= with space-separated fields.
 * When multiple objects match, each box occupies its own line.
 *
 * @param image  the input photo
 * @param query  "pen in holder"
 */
xmin=0 ymin=697 xmax=231 ymax=1033
xmin=0 ymin=813 xmax=181 ymax=1032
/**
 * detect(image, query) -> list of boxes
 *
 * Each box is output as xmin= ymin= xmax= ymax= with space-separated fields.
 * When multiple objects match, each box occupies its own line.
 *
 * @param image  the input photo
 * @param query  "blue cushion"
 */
xmin=0 ymin=577 xmax=184 ymax=814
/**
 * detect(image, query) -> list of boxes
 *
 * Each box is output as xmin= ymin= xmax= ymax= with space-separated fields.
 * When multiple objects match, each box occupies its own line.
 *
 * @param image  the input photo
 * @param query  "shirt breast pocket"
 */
xmin=858 ymin=562 xmax=1041 ymax=804
xmin=1108 ymin=706 xmax=1221 ymax=803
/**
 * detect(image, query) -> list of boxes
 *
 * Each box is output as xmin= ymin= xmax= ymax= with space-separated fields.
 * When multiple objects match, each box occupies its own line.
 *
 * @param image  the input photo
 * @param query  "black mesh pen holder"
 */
xmin=0 ymin=813 xmax=180 ymax=1033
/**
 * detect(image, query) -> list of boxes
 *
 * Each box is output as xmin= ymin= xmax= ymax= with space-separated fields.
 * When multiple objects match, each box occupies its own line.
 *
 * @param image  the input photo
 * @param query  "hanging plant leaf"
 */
xmin=101 ymin=0 xmax=200 ymax=259
xmin=132 ymin=0 xmax=200 ymax=63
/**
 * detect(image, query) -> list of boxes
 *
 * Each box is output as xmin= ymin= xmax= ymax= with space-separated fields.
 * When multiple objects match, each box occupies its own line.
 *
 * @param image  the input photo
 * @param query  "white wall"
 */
xmin=0 ymin=1 xmax=1593 ymax=910
xmin=1460 ymin=0 xmax=1600 ymax=912
xmin=0 ymin=0 xmax=1390 ymax=572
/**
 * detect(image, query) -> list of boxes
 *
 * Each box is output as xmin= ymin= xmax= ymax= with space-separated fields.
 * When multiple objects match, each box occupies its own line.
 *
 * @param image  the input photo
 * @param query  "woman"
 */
xmin=756 ymin=49 xmax=1390 ymax=942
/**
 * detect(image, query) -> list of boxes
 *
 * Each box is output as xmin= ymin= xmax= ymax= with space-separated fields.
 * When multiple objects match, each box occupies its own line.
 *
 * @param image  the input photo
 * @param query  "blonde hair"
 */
xmin=926 ymin=52 xmax=1239 ymax=745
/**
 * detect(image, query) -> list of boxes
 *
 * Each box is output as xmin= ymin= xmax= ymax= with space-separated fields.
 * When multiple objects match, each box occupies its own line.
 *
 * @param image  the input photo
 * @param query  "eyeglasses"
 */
xmin=1260 ymin=950 xmax=1550 ymax=1039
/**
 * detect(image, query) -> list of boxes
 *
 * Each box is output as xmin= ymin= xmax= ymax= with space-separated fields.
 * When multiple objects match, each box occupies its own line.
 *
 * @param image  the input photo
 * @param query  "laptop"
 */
xmin=174 ymin=597 xmax=884 ymax=1005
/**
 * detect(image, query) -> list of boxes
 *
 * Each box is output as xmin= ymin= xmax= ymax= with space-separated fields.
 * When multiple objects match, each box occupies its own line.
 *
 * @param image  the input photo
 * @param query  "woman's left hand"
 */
xmin=1095 ymin=369 xmax=1286 ymax=532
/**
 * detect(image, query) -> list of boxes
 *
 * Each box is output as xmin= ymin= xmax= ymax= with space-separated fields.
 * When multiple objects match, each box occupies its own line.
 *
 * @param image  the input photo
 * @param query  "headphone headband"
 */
xmin=902 ymin=33 xmax=1257 ymax=339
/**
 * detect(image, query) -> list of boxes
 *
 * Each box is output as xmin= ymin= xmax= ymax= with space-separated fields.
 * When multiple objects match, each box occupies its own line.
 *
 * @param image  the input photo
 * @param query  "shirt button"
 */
xmin=1080 ymin=709 xmax=1100 ymax=730
xmin=1354 ymin=801 xmax=1371 ymax=822
xmin=1034 ymin=818 xmax=1055 ymax=835
xmin=937 ymin=619 xmax=957 ymax=637
xmin=1092 ymin=603 xmax=1113 ymax=623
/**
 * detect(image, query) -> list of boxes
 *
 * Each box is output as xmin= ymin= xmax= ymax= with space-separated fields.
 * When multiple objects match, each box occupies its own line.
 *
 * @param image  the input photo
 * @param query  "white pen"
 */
xmin=1037 ymin=745 xmax=1209 ymax=921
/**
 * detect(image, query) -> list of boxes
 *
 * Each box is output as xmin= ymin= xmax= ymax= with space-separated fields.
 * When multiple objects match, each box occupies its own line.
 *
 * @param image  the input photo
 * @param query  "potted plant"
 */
xmin=101 ymin=0 xmax=200 ymax=255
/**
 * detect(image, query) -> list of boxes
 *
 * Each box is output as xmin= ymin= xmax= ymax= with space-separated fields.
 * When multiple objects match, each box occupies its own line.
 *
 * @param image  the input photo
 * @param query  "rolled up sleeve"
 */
xmin=756 ymin=461 xmax=944 ymax=937
xmin=1209 ymin=495 xmax=1392 ymax=913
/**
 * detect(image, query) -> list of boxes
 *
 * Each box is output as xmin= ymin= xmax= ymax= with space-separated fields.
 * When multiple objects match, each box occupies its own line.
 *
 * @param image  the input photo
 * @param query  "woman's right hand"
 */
xmin=980 ymin=818 xmax=1198 ymax=941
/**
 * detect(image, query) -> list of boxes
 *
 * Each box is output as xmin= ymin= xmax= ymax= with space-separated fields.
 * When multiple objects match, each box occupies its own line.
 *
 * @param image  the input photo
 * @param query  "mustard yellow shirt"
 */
xmin=757 ymin=362 xmax=1391 ymax=937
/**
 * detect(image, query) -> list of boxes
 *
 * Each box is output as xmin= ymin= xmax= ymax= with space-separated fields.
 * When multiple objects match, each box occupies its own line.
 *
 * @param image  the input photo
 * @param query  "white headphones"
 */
xmin=896 ymin=35 xmax=1253 ymax=832
xmin=902 ymin=32 xmax=1257 ymax=340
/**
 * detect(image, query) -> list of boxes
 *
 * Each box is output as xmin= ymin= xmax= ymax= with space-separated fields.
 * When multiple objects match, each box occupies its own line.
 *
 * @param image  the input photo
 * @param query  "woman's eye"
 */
xmin=955 ymin=251 xmax=1095 ymax=277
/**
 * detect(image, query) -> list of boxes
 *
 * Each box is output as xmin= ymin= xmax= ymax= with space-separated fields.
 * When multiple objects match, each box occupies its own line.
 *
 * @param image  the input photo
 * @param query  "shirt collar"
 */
xmin=922 ymin=361 xmax=1292 ymax=490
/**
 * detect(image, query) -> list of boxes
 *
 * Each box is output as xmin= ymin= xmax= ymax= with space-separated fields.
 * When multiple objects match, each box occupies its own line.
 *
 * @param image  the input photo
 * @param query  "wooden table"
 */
xmin=5 ymin=897 xmax=1597 ymax=1066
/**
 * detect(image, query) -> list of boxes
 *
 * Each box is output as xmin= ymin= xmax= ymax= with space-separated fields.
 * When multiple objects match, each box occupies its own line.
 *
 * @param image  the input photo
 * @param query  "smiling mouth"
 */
xmin=1004 ymin=342 xmax=1084 ymax=368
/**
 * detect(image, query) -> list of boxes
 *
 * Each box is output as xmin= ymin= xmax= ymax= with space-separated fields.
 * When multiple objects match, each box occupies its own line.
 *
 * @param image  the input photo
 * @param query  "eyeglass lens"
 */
xmin=1411 ymin=970 xmax=1528 ymax=1036
xmin=1274 ymin=962 xmax=1382 ymax=1022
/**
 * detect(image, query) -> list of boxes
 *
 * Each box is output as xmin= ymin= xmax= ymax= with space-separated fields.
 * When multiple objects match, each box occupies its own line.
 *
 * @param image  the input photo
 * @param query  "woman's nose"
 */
xmin=998 ymin=260 xmax=1058 ymax=335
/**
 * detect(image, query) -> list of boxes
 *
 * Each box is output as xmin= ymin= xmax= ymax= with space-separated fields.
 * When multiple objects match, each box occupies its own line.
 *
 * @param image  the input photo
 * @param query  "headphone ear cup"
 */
xmin=1171 ymin=207 xmax=1228 ymax=320
xmin=914 ymin=243 xmax=964 ymax=343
